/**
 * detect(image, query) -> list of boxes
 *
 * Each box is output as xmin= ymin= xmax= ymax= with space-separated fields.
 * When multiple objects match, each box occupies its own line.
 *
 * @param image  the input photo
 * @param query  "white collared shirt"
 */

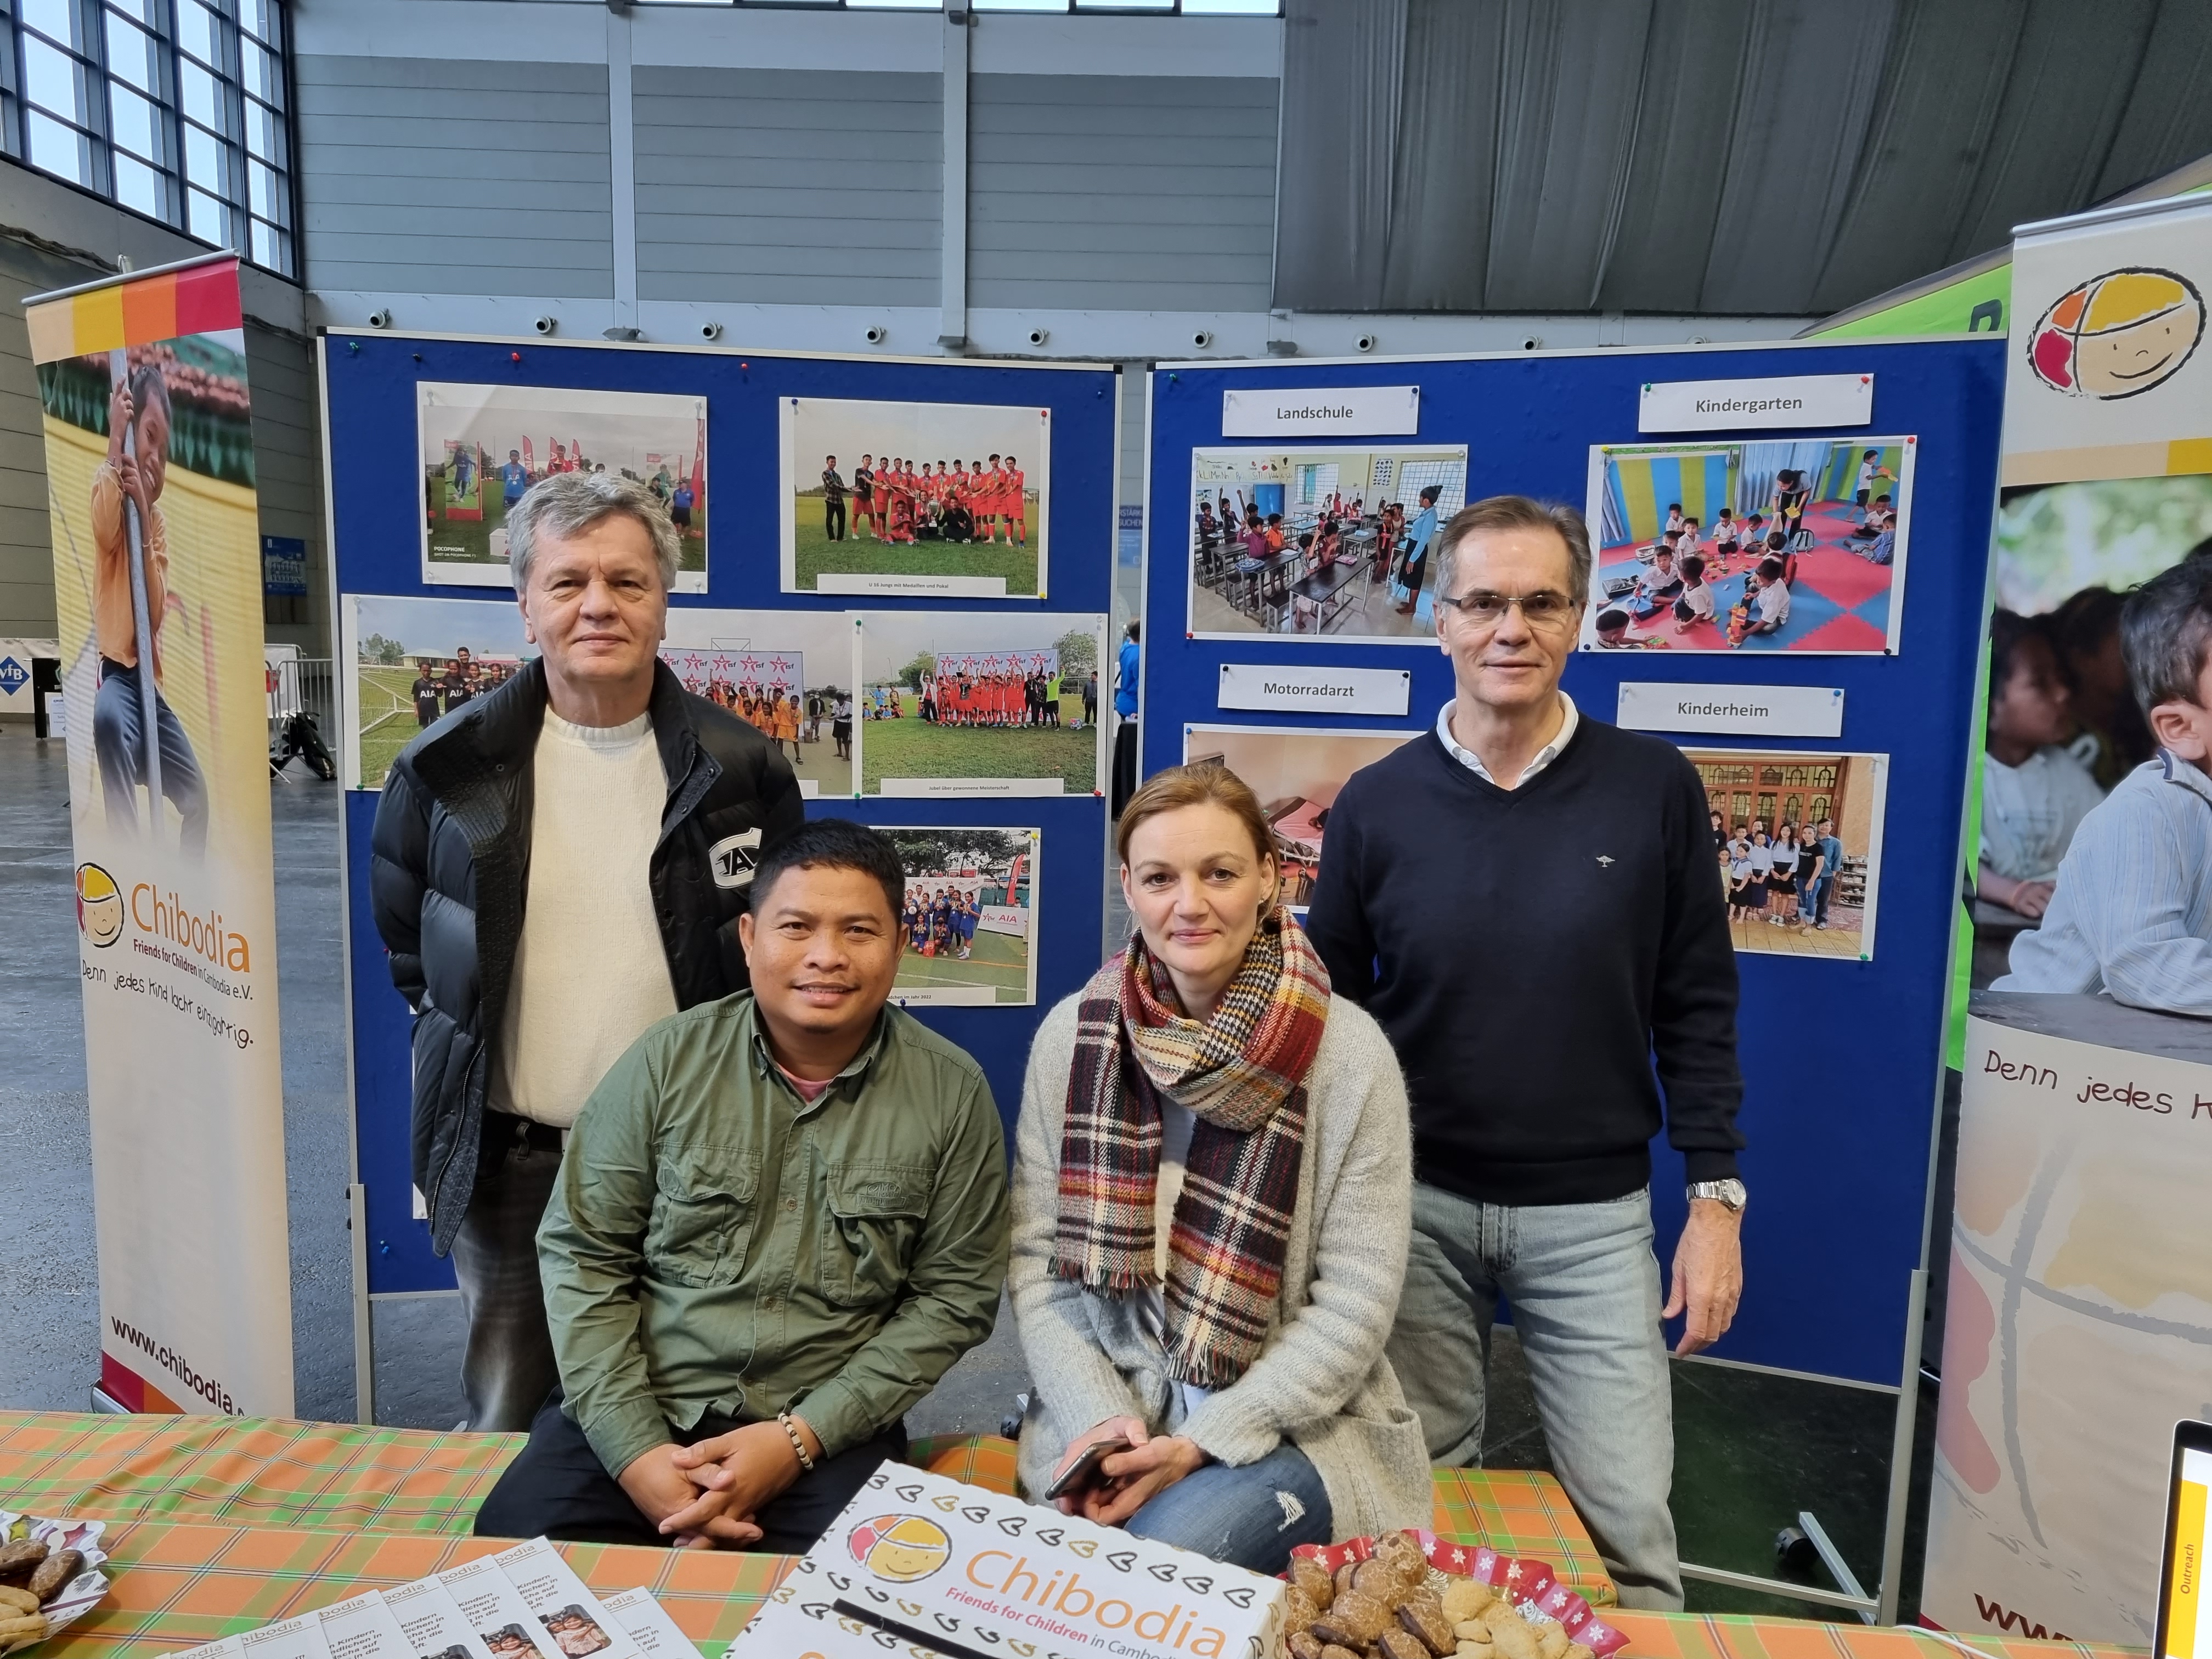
xmin=1436 ymin=692 xmax=1579 ymax=789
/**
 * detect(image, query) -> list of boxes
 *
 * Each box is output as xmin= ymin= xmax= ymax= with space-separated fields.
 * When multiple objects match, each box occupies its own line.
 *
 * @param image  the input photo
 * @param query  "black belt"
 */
xmin=483 ymin=1109 xmax=565 ymax=1153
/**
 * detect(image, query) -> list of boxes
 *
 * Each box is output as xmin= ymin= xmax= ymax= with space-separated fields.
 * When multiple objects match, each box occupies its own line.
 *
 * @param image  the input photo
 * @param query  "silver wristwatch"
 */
xmin=1686 ymin=1178 xmax=1747 ymax=1212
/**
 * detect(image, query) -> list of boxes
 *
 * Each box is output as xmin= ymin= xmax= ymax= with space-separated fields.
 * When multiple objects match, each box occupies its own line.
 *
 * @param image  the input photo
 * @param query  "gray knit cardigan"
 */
xmin=1007 ymin=989 xmax=1432 ymax=1541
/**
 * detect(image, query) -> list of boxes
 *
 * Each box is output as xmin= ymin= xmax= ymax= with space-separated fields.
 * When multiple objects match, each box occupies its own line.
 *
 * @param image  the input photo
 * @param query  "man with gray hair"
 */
xmin=1307 ymin=495 xmax=1746 ymax=1609
xmin=371 ymin=471 xmax=804 ymax=1430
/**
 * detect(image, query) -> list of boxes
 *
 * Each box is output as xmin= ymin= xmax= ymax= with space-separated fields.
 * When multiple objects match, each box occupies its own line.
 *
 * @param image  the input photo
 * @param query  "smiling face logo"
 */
xmin=2029 ymin=267 xmax=2204 ymax=400
xmin=76 ymin=863 xmax=123 ymax=947
xmin=847 ymin=1514 xmax=952 ymax=1584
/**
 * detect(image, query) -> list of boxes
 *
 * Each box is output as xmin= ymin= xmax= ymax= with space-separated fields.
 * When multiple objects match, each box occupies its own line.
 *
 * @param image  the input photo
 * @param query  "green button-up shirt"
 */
xmin=537 ymin=993 xmax=1009 ymax=1479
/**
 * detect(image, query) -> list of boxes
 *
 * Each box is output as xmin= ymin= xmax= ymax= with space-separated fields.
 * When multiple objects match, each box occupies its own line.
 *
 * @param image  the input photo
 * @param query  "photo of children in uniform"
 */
xmin=781 ymin=396 xmax=1049 ymax=599
xmin=882 ymin=826 xmax=1040 ymax=1007
xmin=1582 ymin=438 xmax=1915 ymax=653
xmin=1181 ymin=725 xmax=1424 ymax=909
xmin=1968 ymin=473 xmax=2212 ymax=985
xmin=659 ymin=607 xmax=855 ymax=799
xmin=1684 ymin=749 xmax=1890 ymax=961
xmin=344 ymin=594 xmax=537 ymax=789
xmin=1186 ymin=444 xmax=1468 ymax=642
xmin=40 ymin=334 xmax=264 ymax=860
xmin=855 ymin=611 xmax=1104 ymax=796
xmin=420 ymin=382 xmax=707 ymax=591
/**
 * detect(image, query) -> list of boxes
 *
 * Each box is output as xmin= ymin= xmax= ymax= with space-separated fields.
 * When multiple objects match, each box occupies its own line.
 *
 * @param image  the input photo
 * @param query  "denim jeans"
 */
xmin=1123 ymin=1442 xmax=1333 ymax=1574
xmin=94 ymin=660 xmax=208 ymax=858
xmin=450 ymin=1115 xmax=563 ymax=1432
xmin=1387 ymin=1182 xmax=1681 ymax=1610
xmin=1802 ymin=872 xmax=1832 ymax=926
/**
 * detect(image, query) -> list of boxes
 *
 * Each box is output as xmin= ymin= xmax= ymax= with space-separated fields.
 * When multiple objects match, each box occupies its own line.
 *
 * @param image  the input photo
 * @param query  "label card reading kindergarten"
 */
xmin=1617 ymin=682 xmax=1845 ymax=737
xmin=1639 ymin=374 xmax=1872 ymax=433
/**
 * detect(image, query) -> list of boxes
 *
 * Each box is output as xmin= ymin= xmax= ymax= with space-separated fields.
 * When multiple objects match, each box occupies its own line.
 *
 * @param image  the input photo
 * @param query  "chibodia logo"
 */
xmin=2028 ymin=267 xmax=2205 ymax=400
xmin=847 ymin=1514 xmax=952 ymax=1583
xmin=76 ymin=863 xmax=125 ymax=947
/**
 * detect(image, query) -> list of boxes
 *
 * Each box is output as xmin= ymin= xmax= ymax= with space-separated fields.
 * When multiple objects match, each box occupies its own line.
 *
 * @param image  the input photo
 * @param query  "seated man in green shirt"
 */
xmin=474 ymin=818 xmax=1009 ymax=1550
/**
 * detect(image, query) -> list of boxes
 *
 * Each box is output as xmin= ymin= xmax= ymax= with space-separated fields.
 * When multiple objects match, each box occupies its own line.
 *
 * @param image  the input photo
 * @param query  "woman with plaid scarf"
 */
xmin=1007 ymin=764 xmax=1430 ymax=1572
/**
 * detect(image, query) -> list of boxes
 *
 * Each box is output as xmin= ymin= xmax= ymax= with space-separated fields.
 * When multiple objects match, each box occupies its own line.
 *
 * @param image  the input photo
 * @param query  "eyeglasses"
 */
xmin=1435 ymin=589 xmax=1580 ymax=630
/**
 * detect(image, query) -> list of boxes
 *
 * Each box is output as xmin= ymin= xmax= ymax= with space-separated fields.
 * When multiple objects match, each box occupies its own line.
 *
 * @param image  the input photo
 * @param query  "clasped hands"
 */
xmin=617 ymin=1414 xmax=822 ymax=1549
xmin=1046 ymin=1415 xmax=1208 ymax=1527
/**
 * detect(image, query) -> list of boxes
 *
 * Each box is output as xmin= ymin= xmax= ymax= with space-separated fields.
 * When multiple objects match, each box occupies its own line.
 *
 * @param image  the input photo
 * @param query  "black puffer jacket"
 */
xmin=368 ymin=657 xmax=804 ymax=1255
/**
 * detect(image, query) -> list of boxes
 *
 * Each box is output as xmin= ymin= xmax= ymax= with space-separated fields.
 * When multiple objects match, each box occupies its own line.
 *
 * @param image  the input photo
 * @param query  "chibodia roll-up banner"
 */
xmin=27 ymin=252 xmax=292 ymax=1415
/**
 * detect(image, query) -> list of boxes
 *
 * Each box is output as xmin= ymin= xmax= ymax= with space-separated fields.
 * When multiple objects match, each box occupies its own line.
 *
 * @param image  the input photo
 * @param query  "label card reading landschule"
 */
xmin=1617 ymin=682 xmax=1844 ymax=738
xmin=1218 ymin=662 xmax=1412 ymax=716
xmin=1638 ymin=374 xmax=1872 ymax=433
xmin=1222 ymin=385 xmax=1419 ymax=438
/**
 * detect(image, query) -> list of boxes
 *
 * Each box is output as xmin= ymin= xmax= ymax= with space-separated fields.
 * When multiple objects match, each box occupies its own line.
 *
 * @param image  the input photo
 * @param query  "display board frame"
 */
xmin=322 ymin=332 xmax=1119 ymax=1424
xmin=1142 ymin=336 xmax=2006 ymax=1618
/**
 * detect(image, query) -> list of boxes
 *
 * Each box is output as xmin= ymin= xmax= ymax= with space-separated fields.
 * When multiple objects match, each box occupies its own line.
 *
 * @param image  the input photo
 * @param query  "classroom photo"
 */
xmin=1583 ymin=438 xmax=1914 ymax=653
xmin=1185 ymin=444 xmax=1468 ymax=642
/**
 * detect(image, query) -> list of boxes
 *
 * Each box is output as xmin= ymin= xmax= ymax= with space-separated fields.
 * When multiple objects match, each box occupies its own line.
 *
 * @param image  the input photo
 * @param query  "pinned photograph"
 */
xmin=1186 ymin=444 xmax=1469 ymax=642
xmin=345 ymin=596 xmax=857 ymax=797
xmin=1182 ymin=724 xmax=1425 ymax=910
xmin=343 ymin=594 xmax=534 ymax=789
xmin=855 ymin=611 xmax=1104 ymax=797
xmin=1683 ymin=748 xmax=1889 ymax=961
xmin=881 ymin=826 xmax=1040 ymax=1007
xmin=420 ymin=382 xmax=707 ymax=591
xmin=660 ymin=608 xmax=856 ymax=799
xmin=781 ymin=396 xmax=1049 ymax=599
xmin=1582 ymin=437 xmax=1916 ymax=654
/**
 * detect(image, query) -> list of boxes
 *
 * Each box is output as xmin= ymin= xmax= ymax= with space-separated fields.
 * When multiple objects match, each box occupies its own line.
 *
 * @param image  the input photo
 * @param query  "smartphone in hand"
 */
xmin=1043 ymin=1437 xmax=1131 ymax=1502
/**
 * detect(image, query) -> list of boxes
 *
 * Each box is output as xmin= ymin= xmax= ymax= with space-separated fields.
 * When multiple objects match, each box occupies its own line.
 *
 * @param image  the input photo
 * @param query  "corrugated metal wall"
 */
xmin=633 ymin=67 xmax=943 ymax=309
xmin=968 ymin=74 xmax=1278 ymax=313
xmin=294 ymin=55 xmax=615 ymax=300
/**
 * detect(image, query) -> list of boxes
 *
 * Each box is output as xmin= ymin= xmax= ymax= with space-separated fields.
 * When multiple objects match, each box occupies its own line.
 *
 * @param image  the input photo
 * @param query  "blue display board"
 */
xmin=1144 ymin=338 xmax=2005 ymax=1389
xmin=325 ymin=332 xmax=1118 ymax=1296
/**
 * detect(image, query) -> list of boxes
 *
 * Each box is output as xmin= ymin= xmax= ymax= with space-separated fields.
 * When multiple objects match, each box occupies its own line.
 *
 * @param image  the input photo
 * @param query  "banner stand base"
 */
xmin=89 ymin=1385 xmax=130 ymax=1415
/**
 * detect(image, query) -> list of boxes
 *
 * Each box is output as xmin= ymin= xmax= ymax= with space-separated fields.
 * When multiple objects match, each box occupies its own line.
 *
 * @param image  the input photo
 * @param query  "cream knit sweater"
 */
xmin=1008 ymin=989 xmax=1432 ymax=1540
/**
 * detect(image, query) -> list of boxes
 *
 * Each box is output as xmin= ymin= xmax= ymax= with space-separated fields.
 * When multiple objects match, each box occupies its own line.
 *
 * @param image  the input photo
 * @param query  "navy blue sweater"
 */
xmin=1305 ymin=716 xmax=1744 ymax=1205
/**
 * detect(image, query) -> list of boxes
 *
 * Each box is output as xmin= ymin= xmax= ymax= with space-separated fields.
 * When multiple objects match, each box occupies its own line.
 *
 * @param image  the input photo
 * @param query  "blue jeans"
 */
xmin=1801 ymin=872 xmax=1830 ymax=925
xmin=1387 ymin=1182 xmax=1681 ymax=1609
xmin=94 ymin=659 xmax=208 ymax=858
xmin=1123 ymin=1442 xmax=1332 ymax=1574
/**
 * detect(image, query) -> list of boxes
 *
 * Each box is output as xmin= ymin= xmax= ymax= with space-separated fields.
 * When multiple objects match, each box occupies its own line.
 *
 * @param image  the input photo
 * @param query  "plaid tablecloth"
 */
xmin=1604 ymin=1612 xmax=2141 ymax=1659
xmin=1 ymin=1412 xmax=1615 ymax=1603
xmin=21 ymin=1516 xmax=2138 ymax=1659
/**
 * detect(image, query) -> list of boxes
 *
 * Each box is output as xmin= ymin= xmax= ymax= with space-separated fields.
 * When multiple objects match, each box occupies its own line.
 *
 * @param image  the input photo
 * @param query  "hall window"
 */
xmin=1 ymin=0 xmax=295 ymax=279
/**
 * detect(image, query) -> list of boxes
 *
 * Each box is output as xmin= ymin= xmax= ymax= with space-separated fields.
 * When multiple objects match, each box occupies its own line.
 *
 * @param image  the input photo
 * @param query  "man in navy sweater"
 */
xmin=1306 ymin=495 xmax=1745 ymax=1611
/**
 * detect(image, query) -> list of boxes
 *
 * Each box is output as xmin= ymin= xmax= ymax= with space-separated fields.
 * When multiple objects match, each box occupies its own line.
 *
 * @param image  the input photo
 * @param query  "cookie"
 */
xmin=1398 ymin=1598 xmax=1457 ymax=1656
xmin=1317 ymin=1647 xmax=1362 ymax=1659
xmin=1310 ymin=1589 xmax=1389 ymax=1650
xmin=1352 ymin=1558 xmax=1407 ymax=1606
xmin=1282 ymin=1587 xmax=1319 ymax=1635
xmin=0 ymin=1544 xmax=44 ymax=1582
xmin=1441 ymin=1579 xmax=1494 ymax=1622
xmin=1290 ymin=1556 xmax=1338 ymax=1611
xmin=1534 ymin=1620 xmax=1571 ymax=1659
xmin=1487 ymin=1610 xmax=1541 ymax=1659
xmin=1379 ymin=1629 xmax=1432 ymax=1659
xmin=27 ymin=1549 xmax=82 ymax=1605
xmin=1285 ymin=1633 xmax=1326 ymax=1659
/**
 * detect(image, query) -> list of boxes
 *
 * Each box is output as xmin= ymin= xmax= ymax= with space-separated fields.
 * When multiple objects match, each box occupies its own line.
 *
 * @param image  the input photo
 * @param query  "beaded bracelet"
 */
xmin=778 ymin=1410 xmax=816 ymax=1475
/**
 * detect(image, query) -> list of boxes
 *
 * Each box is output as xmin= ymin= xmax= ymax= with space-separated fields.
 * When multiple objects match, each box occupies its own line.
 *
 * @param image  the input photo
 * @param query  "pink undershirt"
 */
xmin=776 ymin=1063 xmax=832 ymax=1103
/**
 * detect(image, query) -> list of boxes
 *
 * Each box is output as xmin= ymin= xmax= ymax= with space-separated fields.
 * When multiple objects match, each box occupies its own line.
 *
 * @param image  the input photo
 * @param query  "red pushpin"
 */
xmin=510 ymin=352 xmax=521 ymax=363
